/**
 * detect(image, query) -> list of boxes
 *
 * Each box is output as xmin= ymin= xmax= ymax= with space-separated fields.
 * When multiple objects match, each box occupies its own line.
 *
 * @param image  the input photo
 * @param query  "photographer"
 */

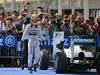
xmin=40 ymin=16 xmax=50 ymax=49
xmin=21 ymin=17 xmax=30 ymax=69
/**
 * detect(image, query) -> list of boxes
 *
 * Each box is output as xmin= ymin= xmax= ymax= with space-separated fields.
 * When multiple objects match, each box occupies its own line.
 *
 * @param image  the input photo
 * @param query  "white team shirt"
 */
xmin=21 ymin=24 xmax=44 ymax=41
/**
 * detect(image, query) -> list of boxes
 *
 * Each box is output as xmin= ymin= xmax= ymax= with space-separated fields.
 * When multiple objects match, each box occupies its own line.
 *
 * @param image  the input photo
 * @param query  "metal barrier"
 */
xmin=0 ymin=34 xmax=22 ymax=67
xmin=0 ymin=35 xmax=21 ymax=58
xmin=0 ymin=47 xmax=16 ymax=58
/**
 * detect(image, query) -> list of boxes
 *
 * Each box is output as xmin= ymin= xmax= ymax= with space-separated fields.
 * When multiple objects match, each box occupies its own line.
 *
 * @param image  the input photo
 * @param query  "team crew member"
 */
xmin=21 ymin=14 xmax=45 ymax=72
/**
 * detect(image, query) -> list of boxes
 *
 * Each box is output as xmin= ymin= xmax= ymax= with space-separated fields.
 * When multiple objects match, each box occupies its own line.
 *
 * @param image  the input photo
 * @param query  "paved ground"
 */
xmin=0 ymin=68 xmax=99 ymax=75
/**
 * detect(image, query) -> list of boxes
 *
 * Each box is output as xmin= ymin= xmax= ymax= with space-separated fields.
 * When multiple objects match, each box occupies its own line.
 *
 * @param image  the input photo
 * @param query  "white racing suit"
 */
xmin=21 ymin=24 xmax=44 ymax=67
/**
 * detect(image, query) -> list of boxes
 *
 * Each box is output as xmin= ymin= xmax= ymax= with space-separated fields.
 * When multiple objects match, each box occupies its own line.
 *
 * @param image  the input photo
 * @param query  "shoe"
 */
xmin=21 ymin=64 xmax=24 ymax=70
xmin=21 ymin=66 xmax=24 ymax=70
xmin=34 ymin=64 xmax=37 ymax=72
xmin=28 ymin=67 xmax=33 ymax=73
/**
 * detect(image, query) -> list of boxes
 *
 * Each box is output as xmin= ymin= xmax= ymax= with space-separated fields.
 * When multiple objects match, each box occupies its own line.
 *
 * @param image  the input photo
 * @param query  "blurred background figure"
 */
xmin=0 ymin=14 xmax=6 ymax=32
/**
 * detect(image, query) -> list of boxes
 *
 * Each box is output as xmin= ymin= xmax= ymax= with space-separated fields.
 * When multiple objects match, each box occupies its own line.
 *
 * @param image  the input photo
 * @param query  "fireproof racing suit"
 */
xmin=21 ymin=23 xmax=44 ymax=67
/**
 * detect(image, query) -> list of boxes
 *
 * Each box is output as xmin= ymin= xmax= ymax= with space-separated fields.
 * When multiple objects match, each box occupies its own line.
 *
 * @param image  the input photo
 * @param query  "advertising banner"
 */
xmin=0 ymin=35 xmax=17 ymax=47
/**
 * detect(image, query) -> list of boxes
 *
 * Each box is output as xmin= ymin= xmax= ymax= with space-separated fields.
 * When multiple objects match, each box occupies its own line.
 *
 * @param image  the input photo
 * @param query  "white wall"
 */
xmin=2 ymin=0 xmax=100 ymax=11
xmin=89 ymin=0 xmax=100 ymax=9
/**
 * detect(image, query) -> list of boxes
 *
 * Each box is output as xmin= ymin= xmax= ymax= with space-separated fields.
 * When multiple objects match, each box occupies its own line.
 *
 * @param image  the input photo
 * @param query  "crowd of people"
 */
xmin=0 ymin=6 xmax=100 ymax=37
xmin=0 ymin=5 xmax=100 ymax=68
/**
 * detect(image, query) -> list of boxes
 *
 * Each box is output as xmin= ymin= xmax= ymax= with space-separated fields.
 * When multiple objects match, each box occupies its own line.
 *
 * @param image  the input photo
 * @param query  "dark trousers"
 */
xmin=21 ymin=40 xmax=28 ymax=66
